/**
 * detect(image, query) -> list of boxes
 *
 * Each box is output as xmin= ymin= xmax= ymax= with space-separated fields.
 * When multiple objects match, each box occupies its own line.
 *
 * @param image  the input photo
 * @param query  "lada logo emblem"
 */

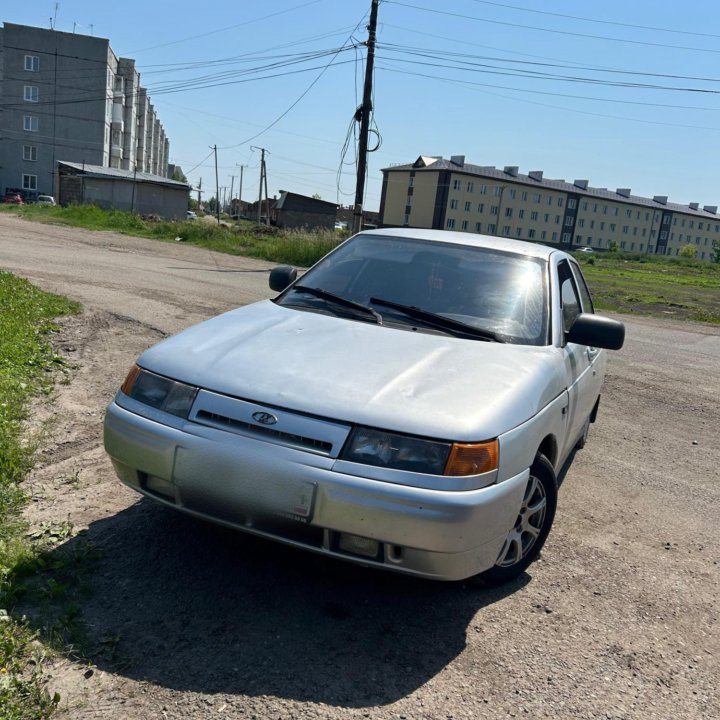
xmin=252 ymin=411 xmax=278 ymax=426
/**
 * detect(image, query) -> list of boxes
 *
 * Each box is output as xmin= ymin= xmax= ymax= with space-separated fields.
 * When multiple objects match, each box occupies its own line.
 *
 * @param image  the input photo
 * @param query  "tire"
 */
xmin=474 ymin=454 xmax=558 ymax=587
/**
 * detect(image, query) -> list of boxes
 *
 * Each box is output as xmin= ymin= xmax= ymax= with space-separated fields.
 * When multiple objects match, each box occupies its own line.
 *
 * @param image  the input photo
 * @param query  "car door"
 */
xmin=557 ymin=260 xmax=596 ymax=458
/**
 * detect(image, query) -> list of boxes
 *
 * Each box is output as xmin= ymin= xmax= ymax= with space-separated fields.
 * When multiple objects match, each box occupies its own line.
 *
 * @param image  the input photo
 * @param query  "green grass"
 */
xmin=0 ymin=203 xmax=347 ymax=268
xmin=0 ymin=272 xmax=79 ymax=719
xmin=574 ymin=252 xmax=720 ymax=323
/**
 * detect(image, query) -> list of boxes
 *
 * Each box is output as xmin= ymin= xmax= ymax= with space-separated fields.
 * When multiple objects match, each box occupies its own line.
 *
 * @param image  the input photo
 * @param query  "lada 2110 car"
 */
xmin=104 ymin=229 xmax=624 ymax=585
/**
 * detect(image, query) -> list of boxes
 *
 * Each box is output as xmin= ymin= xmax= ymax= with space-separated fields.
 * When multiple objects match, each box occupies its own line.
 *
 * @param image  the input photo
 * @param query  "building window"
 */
xmin=625 ymin=209 xmax=632 ymax=218
xmin=516 ymin=227 xmax=522 ymax=237
xmin=453 ymin=179 xmax=461 ymax=190
xmin=461 ymin=220 xmax=468 ymax=230
xmin=518 ymin=209 xmax=524 ymax=219
xmin=479 ymin=184 xmax=487 ymax=195
xmin=508 ymin=189 xmax=516 ymax=199
xmin=541 ymin=230 xmax=547 ymax=240
xmin=576 ymin=235 xmax=583 ymax=243
xmin=639 ymin=244 xmax=644 ymax=252
xmin=505 ymin=207 xmax=513 ymax=218
xmin=475 ymin=222 xmax=481 ymax=232
xmin=564 ymin=216 xmax=574 ymax=227
xmin=22 ymin=145 xmax=37 ymax=161
xmin=621 ymin=241 xmax=626 ymax=249
xmin=24 ymin=55 xmax=39 ymax=72
xmin=590 ymin=220 xmax=595 ymax=229
xmin=521 ymin=192 xmax=528 ymax=201
xmin=528 ymin=229 xmax=536 ymax=239
xmin=534 ymin=194 xmax=542 ymax=203
xmin=577 ymin=218 xmax=585 ymax=228
xmin=555 ymin=215 xmax=560 ymax=224
xmin=494 ymin=186 xmax=503 ymax=197
xmin=602 ymin=205 xmax=608 ymax=214
xmin=552 ymin=232 xmax=558 ymax=242
xmin=689 ymin=220 xmax=695 ymax=229
xmin=464 ymin=201 xmax=471 ymax=212
xmin=567 ymin=198 xmax=576 ymax=209
xmin=587 ymin=236 xmax=593 ymax=245
xmin=446 ymin=218 xmax=456 ymax=229
xmin=502 ymin=225 xmax=511 ymax=236
xmin=610 ymin=223 xmax=616 ymax=232
xmin=450 ymin=199 xmax=458 ymax=209
xmin=23 ymin=115 xmax=38 ymax=132
xmin=558 ymin=197 xmax=564 ymax=207
xmin=24 ymin=85 xmax=39 ymax=102
xmin=488 ymin=223 xmax=497 ymax=234
xmin=544 ymin=213 xmax=549 ymax=223
xmin=22 ymin=174 xmax=37 ymax=190
xmin=547 ymin=196 xmax=553 ymax=206
xmin=531 ymin=211 xmax=538 ymax=221
xmin=490 ymin=205 xmax=499 ymax=216
xmin=467 ymin=181 xmax=474 ymax=192
xmin=562 ymin=232 xmax=571 ymax=243
xmin=633 ymin=227 xmax=638 ymax=235
xmin=477 ymin=203 xmax=484 ymax=213
xmin=581 ymin=202 xmax=588 ymax=211
xmin=622 ymin=225 xmax=629 ymax=234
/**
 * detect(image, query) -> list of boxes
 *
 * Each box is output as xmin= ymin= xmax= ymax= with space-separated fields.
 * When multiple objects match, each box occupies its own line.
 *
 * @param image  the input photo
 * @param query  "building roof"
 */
xmin=58 ymin=162 xmax=189 ymax=189
xmin=382 ymin=156 xmax=718 ymax=219
xmin=274 ymin=190 xmax=337 ymax=212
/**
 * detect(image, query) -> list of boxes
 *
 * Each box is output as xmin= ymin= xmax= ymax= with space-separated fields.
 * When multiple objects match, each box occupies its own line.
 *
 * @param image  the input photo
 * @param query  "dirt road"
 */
xmin=1 ymin=214 xmax=718 ymax=719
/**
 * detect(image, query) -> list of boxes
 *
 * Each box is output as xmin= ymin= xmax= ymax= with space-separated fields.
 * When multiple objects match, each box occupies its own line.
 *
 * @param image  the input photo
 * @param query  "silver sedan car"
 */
xmin=104 ymin=229 xmax=624 ymax=585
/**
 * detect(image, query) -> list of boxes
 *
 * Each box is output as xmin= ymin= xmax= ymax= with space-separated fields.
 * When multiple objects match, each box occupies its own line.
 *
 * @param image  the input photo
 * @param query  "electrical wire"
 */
xmin=385 ymin=1 xmax=720 ymax=55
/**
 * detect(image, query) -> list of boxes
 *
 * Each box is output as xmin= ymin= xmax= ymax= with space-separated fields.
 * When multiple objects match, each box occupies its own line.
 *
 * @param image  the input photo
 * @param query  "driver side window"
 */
xmin=558 ymin=261 xmax=581 ymax=333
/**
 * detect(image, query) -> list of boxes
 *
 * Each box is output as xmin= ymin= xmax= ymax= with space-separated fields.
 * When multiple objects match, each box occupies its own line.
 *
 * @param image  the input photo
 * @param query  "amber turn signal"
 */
xmin=120 ymin=364 xmax=141 ymax=395
xmin=444 ymin=439 xmax=499 ymax=476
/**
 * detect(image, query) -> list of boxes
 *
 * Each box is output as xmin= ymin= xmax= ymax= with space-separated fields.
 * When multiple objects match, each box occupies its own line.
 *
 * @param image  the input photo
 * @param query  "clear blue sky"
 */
xmin=5 ymin=1 xmax=720 ymax=212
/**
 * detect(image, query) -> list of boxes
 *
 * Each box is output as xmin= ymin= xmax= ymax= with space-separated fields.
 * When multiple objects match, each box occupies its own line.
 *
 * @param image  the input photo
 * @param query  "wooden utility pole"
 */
xmin=212 ymin=145 xmax=220 ymax=223
xmin=352 ymin=0 xmax=380 ymax=235
xmin=252 ymin=147 xmax=269 ymax=224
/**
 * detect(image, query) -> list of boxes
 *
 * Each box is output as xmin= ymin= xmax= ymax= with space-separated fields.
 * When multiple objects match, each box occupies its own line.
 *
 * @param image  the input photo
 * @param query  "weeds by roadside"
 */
xmin=0 ymin=272 xmax=80 ymax=718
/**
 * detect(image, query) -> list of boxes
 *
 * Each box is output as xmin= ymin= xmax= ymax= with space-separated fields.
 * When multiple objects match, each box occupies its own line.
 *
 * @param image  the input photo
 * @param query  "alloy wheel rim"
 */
xmin=495 ymin=473 xmax=547 ymax=568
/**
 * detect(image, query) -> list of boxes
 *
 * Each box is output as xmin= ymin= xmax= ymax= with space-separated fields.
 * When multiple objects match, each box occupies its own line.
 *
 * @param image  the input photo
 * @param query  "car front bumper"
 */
xmin=104 ymin=401 xmax=528 ymax=581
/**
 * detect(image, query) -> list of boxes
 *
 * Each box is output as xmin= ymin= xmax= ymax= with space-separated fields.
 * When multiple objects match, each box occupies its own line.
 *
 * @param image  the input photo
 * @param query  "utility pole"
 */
xmin=211 ymin=145 xmax=220 ymax=223
xmin=352 ymin=0 xmax=380 ymax=235
xmin=237 ymin=165 xmax=245 ymax=214
xmin=252 ymin=147 xmax=269 ymax=224
xmin=197 ymin=177 xmax=203 ymax=207
xmin=229 ymin=175 xmax=236 ymax=215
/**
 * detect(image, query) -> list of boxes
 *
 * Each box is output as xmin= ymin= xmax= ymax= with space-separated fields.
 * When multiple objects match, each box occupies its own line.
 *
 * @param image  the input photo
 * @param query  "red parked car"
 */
xmin=2 ymin=193 xmax=24 ymax=204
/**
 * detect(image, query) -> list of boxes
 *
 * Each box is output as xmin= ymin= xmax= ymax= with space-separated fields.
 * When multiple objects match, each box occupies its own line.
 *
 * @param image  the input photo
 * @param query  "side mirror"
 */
xmin=566 ymin=313 xmax=625 ymax=350
xmin=269 ymin=265 xmax=297 ymax=292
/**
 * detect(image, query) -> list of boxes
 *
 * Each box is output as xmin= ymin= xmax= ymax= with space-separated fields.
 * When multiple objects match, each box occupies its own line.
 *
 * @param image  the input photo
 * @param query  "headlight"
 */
xmin=120 ymin=364 xmax=198 ymax=419
xmin=340 ymin=427 xmax=499 ymax=476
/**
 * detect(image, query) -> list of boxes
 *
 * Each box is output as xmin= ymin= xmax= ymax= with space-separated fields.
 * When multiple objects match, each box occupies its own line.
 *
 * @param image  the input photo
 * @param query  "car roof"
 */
xmin=358 ymin=228 xmax=562 ymax=261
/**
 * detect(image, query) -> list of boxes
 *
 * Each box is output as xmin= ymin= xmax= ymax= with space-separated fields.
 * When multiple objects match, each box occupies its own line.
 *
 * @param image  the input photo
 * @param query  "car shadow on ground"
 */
xmin=22 ymin=499 xmax=529 ymax=708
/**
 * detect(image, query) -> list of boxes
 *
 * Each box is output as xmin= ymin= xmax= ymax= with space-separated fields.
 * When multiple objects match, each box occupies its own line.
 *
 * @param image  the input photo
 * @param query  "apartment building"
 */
xmin=0 ymin=22 xmax=169 ymax=199
xmin=380 ymin=155 xmax=720 ymax=260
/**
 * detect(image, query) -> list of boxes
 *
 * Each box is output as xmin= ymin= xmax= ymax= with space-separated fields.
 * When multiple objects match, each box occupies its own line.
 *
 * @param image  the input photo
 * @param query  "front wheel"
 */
xmin=474 ymin=454 xmax=557 ymax=587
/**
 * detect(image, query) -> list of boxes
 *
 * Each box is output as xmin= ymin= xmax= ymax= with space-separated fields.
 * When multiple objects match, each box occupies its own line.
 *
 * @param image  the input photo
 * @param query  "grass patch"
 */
xmin=0 ymin=272 xmax=79 ymax=718
xmin=0 ymin=203 xmax=347 ymax=268
xmin=574 ymin=252 xmax=720 ymax=323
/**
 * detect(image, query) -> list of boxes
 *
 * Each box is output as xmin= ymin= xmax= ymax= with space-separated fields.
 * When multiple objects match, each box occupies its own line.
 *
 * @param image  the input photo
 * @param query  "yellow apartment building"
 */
xmin=379 ymin=155 xmax=719 ymax=260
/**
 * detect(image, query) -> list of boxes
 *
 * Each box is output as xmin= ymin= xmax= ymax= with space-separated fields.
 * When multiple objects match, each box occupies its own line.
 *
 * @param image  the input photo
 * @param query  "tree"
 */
xmin=171 ymin=167 xmax=187 ymax=183
xmin=679 ymin=244 xmax=697 ymax=259
xmin=712 ymin=238 xmax=720 ymax=263
xmin=312 ymin=193 xmax=322 ymax=200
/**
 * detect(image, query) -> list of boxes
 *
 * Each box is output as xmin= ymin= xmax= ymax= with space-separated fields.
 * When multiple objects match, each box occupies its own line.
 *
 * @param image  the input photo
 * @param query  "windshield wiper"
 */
xmin=290 ymin=285 xmax=382 ymax=324
xmin=369 ymin=297 xmax=504 ymax=342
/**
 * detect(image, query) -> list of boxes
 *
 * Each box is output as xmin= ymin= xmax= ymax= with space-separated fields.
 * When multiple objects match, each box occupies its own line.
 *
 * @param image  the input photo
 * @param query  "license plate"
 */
xmin=280 ymin=480 xmax=316 ymax=523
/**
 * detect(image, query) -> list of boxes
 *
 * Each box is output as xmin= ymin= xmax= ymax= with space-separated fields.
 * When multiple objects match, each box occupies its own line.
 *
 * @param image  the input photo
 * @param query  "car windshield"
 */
xmin=278 ymin=234 xmax=549 ymax=345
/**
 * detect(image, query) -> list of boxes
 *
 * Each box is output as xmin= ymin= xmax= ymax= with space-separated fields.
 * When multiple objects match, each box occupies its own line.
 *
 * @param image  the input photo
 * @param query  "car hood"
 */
xmin=138 ymin=301 xmax=567 ymax=440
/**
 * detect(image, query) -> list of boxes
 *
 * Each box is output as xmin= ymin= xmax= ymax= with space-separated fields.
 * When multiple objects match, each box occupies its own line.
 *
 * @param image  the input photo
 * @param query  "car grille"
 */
xmin=195 ymin=410 xmax=333 ymax=453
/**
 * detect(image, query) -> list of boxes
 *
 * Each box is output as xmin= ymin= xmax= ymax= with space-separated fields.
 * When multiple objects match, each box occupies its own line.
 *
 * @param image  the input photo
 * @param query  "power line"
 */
xmin=466 ymin=0 xmax=720 ymax=39
xmin=386 ymin=1 xmax=720 ymax=55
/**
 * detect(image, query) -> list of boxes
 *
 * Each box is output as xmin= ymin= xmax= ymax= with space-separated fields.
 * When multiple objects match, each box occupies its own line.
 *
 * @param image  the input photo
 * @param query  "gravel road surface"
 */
xmin=1 ymin=214 xmax=718 ymax=720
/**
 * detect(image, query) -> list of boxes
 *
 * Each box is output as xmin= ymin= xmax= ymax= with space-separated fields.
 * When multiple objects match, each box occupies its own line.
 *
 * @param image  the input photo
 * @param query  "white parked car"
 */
xmin=36 ymin=195 xmax=56 ymax=206
xmin=104 ymin=229 xmax=624 ymax=585
xmin=186 ymin=210 xmax=198 ymax=220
